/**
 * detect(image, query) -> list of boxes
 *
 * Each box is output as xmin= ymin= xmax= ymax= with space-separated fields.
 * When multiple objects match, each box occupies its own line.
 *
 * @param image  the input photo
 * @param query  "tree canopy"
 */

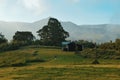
xmin=13 ymin=31 xmax=35 ymax=43
xmin=0 ymin=33 xmax=7 ymax=44
xmin=37 ymin=18 xmax=69 ymax=46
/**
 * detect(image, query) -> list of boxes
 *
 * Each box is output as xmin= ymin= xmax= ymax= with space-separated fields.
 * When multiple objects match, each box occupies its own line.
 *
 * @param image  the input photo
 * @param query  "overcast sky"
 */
xmin=0 ymin=0 xmax=120 ymax=25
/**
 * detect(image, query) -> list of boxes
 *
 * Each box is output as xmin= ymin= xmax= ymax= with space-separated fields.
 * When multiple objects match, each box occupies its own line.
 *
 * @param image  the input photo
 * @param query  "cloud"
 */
xmin=0 ymin=0 xmax=6 ymax=3
xmin=0 ymin=0 xmax=50 ymax=22
xmin=18 ymin=0 xmax=49 ymax=15
xmin=0 ymin=0 xmax=6 ymax=6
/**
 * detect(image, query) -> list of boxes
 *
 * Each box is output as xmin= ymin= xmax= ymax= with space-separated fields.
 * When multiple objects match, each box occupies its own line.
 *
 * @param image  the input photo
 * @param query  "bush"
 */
xmin=80 ymin=48 xmax=120 ymax=59
xmin=0 ymin=44 xmax=9 ymax=52
xmin=92 ymin=59 xmax=100 ymax=64
xmin=0 ymin=41 xmax=29 ymax=52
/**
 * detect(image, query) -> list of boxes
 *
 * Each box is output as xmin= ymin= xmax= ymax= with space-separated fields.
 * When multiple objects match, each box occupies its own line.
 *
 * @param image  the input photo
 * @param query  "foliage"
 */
xmin=92 ymin=59 xmax=100 ymax=64
xmin=37 ymin=18 xmax=69 ymax=46
xmin=80 ymin=48 xmax=120 ymax=59
xmin=0 ymin=41 xmax=28 ymax=52
xmin=13 ymin=31 xmax=35 ymax=44
xmin=99 ymin=39 xmax=120 ymax=51
xmin=33 ymin=39 xmax=43 ymax=45
xmin=0 ymin=33 xmax=7 ymax=44
xmin=99 ymin=42 xmax=115 ymax=50
xmin=77 ymin=40 xmax=96 ymax=48
xmin=0 ymin=32 xmax=36 ymax=52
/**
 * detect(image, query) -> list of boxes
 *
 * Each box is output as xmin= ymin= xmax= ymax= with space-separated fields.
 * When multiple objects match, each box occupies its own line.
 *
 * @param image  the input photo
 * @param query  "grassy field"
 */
xmin=0 ymin=47 xmax=120 ymax=80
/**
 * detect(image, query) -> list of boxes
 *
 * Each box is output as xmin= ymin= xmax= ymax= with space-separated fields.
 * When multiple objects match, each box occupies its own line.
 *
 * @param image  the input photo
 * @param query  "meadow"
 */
xmin=0 ymin=47 xmax=120 ymax=80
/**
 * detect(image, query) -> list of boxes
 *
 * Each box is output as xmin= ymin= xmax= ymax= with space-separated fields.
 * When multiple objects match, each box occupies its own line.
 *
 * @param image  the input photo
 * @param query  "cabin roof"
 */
xmin=62 ymin=42 xmax=70 ymax=45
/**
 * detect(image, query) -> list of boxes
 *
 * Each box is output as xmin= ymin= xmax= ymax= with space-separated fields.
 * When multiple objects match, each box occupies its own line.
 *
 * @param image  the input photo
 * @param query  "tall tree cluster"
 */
xmin=37 ymin=18 xmax=69 ymax=46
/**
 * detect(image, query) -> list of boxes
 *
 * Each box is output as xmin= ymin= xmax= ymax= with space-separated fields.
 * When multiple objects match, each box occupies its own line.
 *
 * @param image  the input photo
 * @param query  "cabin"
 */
xmin=62 ymin=42 xmax=83 ymax=51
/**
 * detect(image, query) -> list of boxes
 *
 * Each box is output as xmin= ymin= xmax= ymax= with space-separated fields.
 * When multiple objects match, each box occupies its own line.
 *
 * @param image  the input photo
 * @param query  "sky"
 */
xmin=0 ymin=0 xmax=120 ymax=25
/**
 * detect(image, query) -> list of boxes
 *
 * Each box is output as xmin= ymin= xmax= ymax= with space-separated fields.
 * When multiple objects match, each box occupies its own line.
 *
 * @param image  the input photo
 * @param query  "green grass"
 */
xmin=0 ymin=47 xmax=120 ymax=80
xmin=0 ymin=48 xmax=45 ymax=67
xmin=1 ymin=66 xmax=120 ymax=80
xmin=15 ymin=67 xmax=120 ymax=80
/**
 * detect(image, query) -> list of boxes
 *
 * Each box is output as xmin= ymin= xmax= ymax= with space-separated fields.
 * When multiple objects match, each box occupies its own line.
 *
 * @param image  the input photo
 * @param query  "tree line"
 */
xmin=0 ymin=18 xmax=69 ymax=52
xmin=1 ymin=17 xmax=120 ymax=54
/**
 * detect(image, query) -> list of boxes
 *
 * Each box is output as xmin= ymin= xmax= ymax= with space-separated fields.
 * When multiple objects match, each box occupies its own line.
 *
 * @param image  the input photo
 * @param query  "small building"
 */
xmin=62 ymin=42 xmax=70 ymax=51
xmin=62 ymin=41 xmax=83 ymax=51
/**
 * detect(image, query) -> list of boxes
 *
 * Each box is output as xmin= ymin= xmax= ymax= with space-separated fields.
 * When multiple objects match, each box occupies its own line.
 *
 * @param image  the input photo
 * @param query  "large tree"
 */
xmin=0 ymin=33 xmax=7 ymax=44
xmin=13 ymin=31 xmax=35 ymax=43
xmin=37 ymin=18 xmax=69 ymax=46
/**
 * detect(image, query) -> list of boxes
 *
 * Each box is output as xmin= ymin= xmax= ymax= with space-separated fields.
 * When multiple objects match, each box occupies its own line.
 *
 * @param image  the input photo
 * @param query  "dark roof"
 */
xmin=62 ymin=42 xmax=70 ymax=45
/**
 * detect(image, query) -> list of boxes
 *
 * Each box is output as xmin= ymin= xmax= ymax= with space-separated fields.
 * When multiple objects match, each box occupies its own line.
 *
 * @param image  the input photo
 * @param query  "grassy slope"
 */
xmin=0 ymin=47 xmax=120 ymax=80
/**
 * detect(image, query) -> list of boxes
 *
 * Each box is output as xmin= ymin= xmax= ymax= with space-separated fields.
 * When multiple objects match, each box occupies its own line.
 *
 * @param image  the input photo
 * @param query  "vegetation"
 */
xmin=1 ymin=66 xmax=120 ymax=80
xmin=0 ymin=32 xmax=35 ymax=52
xmin=0 ymin=47 xmax=120 ymax=80
xmin=0 ymin=41 xmax=28 ymax=52
xmin=77 ymin=40 xmax=96 ymax=48
xmin=80 ymin=48 xmax=120 ymax=59
xmin=1 ymin=47 xmax=120 ymax=68
xmin=13 ymin=31 xmax=35 ymax=43
xmin=0 ymin=49 xmax=45 ymax=67
xmin=37 ymin=18 xmax=69 ymax=46
xmin=0 ymin=33 xmax=7 ymax=44
xmin=1 ymin=17 xmax=120 ymax=80
xmin=99 ymin=39 xmax=120 ymax=51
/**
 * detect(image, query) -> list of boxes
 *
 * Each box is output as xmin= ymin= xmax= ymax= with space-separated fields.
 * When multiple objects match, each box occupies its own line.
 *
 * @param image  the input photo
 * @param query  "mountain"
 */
xmin=0 ymin=17 xmax=120 ymax=43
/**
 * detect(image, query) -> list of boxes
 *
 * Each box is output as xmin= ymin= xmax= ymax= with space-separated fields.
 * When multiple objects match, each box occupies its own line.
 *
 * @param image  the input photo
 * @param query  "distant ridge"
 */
xmin=0 ymin=17 xmax=120 ymax=43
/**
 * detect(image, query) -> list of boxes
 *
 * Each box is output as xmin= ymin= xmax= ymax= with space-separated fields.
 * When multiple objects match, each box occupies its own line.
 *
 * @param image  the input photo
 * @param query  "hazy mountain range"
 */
xmin=0 ymin=17 xmax=120 ymax=43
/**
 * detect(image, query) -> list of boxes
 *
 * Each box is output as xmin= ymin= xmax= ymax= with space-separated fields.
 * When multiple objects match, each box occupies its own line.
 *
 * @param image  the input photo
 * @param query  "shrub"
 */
xmin=80 ymin=48 xmax=120 ymax=59
xmin=0 ymin=41 xmax=28 ymax=52
xmin=92 ymin=59 xmax=100 ymax=64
